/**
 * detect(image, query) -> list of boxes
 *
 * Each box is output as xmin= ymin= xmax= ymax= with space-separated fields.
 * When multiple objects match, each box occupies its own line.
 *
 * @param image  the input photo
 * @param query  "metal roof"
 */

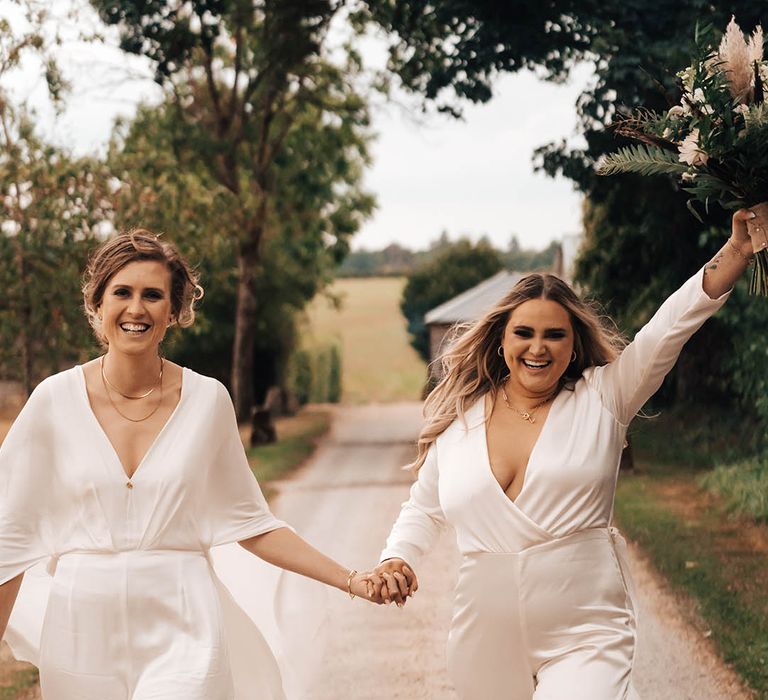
xmin=424 ymin=270 xmax=526 ymax=325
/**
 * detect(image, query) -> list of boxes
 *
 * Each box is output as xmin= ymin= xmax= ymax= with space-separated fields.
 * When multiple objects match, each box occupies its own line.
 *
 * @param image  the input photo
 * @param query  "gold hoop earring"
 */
xmin=570 ymin=351 xmax=577 ymax=363
xmin=497 ymin=346 xmax=504 ymax=357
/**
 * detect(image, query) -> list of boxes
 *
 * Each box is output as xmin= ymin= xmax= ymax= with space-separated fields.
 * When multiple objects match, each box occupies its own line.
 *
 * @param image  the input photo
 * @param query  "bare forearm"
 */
xmin=239 ymin=527 xmax=350 ymax=592
xmin=0 ymin=573 xmax=23 ymax=639
xmin=702 ymin=237 xmax=752 ymax=299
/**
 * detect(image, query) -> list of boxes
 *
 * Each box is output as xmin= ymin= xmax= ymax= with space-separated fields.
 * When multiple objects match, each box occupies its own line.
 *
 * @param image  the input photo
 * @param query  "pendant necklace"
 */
xmin=500 ymin=383 xmax=557 ymax=424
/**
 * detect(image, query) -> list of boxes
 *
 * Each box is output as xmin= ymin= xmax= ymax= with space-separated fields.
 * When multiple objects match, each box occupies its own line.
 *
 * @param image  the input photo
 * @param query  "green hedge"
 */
xmin=288 ymin=343 xmax=342 ymax=404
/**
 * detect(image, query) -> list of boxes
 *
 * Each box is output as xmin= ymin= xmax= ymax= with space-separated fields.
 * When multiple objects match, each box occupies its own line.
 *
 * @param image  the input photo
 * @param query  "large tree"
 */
xmin=401 ymin=238 xmax=502 ymax=362
xmin=108 ymin=83 xmax=373 ymax=398
xmin=367 ymin=1 xmax=768 ymax=416
xmin=0 ymin=103 xmax=113 ymax=392
xmin=0 ymin=5 xmax=109 ymax=392
xmin=93 ymin=0 xmax=373 ymax=418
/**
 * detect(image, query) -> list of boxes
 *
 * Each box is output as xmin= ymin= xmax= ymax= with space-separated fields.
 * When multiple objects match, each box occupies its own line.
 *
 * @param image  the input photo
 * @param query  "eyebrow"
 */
xmin=512 ymin=325 xmax=568 ymax=333
xmin=110 ymin=283 xmax=166 ymax=294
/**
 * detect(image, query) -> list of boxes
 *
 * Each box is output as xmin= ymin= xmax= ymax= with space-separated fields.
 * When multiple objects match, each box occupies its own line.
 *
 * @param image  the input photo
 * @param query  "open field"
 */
xmin=299 ymin=277 xmax=427 ymax=403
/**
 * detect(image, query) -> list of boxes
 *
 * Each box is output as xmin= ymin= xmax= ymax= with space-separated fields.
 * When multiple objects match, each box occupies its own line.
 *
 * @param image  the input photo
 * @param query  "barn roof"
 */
xmin=424 ymin=270 xmax=526 ymax=325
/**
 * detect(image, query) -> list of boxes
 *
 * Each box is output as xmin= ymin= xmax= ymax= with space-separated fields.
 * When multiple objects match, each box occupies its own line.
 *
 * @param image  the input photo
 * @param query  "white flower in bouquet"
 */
xmin=689 ymin=88 xmax=714 ymax=114
xmin=678 ymin=129 xmax=709 ymax=166
xmin=760 ymin=63 xmax=768 ymax=86
xmin=598 ymin=17 xmax=768 ymax=295
xmin=677 ymin=66 xmax=695 ymax=92
xmin=717 ymin=17 xmax=763 ymax=103
xmin=668 ymin=105 xmax=686 ymax=120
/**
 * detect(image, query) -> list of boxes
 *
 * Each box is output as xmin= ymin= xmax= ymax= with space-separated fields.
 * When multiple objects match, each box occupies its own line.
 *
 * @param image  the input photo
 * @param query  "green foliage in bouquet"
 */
xmin=597 ymin=19 xmax=768 ymax=295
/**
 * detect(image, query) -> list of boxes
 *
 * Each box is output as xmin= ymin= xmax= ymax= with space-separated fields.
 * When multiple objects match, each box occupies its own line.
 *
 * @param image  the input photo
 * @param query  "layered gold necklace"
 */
xmin=500 ymin=383 xmax=558 ymax=424
xmin=100 ymin=355 xmax=164 ymax=423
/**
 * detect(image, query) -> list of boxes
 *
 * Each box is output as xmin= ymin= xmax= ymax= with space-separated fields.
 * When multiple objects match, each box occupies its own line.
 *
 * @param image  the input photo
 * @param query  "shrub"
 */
xmin=327 ymin=344 xmax=342 ymax=403
xmin=290 ymin=350 xmax=312 ymax=405
xmin=699 ymin=455 xmax=768 ymax=522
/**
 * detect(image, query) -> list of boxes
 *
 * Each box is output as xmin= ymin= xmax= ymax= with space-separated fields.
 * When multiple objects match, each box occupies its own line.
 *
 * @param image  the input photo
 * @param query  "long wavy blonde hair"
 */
xmin=410 ymin=273 xmax=627 ymax=471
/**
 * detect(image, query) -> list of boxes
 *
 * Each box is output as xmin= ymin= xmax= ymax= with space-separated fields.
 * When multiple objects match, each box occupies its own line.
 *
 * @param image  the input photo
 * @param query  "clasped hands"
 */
xmin=349 ymin=558 xmax=418 ymax=607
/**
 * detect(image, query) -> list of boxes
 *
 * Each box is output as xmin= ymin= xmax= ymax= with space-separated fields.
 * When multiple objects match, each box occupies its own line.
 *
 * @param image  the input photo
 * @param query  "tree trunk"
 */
xmin=17 ymin=249 xmax=32 ymax=397
xmin=231 ymin=249 xmax=259 ymax=421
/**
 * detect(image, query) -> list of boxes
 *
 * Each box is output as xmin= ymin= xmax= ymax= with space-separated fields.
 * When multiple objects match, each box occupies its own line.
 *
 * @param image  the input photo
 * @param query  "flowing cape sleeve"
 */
xmin=0 ymin=379 xmax=60 ymax=665
xmin=585 ymin=267 xmax=731 ymax=425
xmin=379 ymin=444 xmax=446 ymax=570
xmin=0 ymin=380 xmax=55 ymax=585
xmin=204 ymin=380 xmax=291 ymax=546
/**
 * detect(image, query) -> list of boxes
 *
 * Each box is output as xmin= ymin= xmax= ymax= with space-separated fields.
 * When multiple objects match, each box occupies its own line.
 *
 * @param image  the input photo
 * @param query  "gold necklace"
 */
xmin=100 ymin=356 xmax=164 ymax=423
xmin=101 ymin=355 xmax=164 ymax=399
xmin=500 ymin=384 xmax=557 ymax=424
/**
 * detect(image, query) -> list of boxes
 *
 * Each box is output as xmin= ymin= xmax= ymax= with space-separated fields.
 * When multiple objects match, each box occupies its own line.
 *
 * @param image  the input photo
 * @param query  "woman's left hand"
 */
xmin=349 ymin=571 xmax=384 ymax=604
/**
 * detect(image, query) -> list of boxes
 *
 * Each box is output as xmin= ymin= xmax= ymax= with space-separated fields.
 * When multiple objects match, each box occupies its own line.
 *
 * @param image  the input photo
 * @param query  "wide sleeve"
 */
xmin=586 ymin=266 xmax=731 ymax=425
xmin=379 ymin=444 xmax=446 ymax=570
xmin=204 ymin=381 xmax=291 ymax=547
xmin=0 ymin=382 xmax=54 ymax=585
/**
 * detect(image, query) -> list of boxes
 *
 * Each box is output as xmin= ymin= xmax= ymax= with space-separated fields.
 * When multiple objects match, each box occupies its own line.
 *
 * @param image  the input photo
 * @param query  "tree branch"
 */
xmin=227 ymin=26 xmax=244 ymax=127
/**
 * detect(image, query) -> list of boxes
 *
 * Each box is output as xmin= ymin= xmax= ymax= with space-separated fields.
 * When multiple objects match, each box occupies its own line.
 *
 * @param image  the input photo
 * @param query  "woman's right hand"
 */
xmin=369 ymin=558 xmax=418 ymax=606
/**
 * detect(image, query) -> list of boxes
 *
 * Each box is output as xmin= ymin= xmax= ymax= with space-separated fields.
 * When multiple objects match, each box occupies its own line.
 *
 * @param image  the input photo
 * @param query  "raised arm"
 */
xmin=701 ymin=208 xmax=757 ymax=298
xmin=587 ymin=208 xmax=758 ymax=425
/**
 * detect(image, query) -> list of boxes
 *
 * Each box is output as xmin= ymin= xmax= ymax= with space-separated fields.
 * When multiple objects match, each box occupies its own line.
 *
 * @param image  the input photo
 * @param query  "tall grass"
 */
xmin=700 ymin=456 xmax=768 ymax=521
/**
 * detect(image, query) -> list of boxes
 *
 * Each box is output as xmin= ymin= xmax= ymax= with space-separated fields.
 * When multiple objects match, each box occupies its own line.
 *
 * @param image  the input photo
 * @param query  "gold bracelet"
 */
xmin=346 ymin=569 xmax=358 ymax=600
xmin=727 ymin=237 xmax=754 ymax=264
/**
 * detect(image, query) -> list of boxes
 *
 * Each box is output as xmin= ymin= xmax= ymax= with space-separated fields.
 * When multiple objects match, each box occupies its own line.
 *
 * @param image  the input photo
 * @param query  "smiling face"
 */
xmin=500 ymin=297 xmax=575 ymax=398
xmin=98 ymin=260 xmax=173 ymax=356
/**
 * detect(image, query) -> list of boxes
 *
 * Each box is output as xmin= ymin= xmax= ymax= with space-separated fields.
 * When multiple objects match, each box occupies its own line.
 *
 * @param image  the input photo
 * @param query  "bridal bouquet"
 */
xmin=598 ymin=19 xmax=768 ymax=295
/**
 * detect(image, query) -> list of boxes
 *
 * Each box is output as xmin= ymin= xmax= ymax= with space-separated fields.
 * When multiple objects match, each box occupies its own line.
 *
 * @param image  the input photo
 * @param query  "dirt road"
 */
xmin=267 ymin=402 xmax=752 ymax=700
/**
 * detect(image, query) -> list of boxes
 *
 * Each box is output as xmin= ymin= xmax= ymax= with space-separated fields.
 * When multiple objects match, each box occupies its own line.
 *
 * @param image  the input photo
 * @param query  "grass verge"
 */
xmin=0 ymin=668 xmax=38 ymax=700
xmin=617 ymin=407 xmax=768 ymax=697
xmin=246 ymin=408 xmax=331 ymax=498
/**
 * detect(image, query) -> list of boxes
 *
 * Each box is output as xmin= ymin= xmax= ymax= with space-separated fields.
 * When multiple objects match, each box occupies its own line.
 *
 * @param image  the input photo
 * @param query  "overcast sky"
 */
xmin=2 ymin=2 xmax=594 ymax=253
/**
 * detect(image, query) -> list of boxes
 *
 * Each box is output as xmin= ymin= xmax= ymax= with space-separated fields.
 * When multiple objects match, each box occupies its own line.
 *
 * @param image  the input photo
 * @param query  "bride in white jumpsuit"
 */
xmin=0 ymin=229 xmax=381 ymax=699
xmin=372 ymin=209 xmax=762 ymax=699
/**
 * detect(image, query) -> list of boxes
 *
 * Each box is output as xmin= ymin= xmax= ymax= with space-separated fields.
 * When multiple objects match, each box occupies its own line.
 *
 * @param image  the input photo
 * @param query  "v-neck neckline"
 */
xmin=480 ymin=389 xmax=560 ymax=505
xmin=76 ymin=363 xmax=188 ymax=482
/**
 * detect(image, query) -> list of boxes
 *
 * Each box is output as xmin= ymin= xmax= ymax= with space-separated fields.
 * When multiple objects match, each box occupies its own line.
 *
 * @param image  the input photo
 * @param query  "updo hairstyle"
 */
xmin=82 ymin=228 xmax=204 ymax=344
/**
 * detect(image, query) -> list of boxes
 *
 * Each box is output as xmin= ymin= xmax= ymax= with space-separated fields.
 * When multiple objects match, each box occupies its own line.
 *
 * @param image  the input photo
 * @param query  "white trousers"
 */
xmin=39 ymin=550 xmax=235 ymax=700
xmin=447 ymin=528 xmax=638 ymax=700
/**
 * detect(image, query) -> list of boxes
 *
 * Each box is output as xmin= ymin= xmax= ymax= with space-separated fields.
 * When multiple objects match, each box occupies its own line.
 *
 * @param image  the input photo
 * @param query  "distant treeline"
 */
xmin=337 ymin=233 xmax=560 ymax=277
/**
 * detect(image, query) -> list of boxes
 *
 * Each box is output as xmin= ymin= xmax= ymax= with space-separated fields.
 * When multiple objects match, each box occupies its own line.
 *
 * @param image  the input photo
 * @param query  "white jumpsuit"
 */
xmin=381 ymin=268 xmax=730 ymax=700
xmin=0 ymin=366 xmax=289 ymax=699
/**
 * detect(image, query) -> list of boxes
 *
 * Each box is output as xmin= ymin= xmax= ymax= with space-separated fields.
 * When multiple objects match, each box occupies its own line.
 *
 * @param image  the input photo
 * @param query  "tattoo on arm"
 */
xmin=704 ymin=251 xmax=724 ymax=275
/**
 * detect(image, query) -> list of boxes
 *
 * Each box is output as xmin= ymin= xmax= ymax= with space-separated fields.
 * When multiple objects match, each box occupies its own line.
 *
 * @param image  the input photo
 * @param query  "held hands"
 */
xmin=346 ymin=559 xmax=418 ymax=606
xmin=368 ymin=558 xmax=418 ymax=607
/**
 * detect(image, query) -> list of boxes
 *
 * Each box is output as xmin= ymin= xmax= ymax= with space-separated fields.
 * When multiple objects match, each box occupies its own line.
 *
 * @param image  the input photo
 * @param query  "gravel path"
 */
xmin=267 ymin=402 xmax=754 ymax=700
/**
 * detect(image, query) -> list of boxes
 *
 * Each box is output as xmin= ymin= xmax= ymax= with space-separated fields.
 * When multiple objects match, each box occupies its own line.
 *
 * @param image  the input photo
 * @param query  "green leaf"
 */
xmin=597 ymin=144 xmax=690 ymax=177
